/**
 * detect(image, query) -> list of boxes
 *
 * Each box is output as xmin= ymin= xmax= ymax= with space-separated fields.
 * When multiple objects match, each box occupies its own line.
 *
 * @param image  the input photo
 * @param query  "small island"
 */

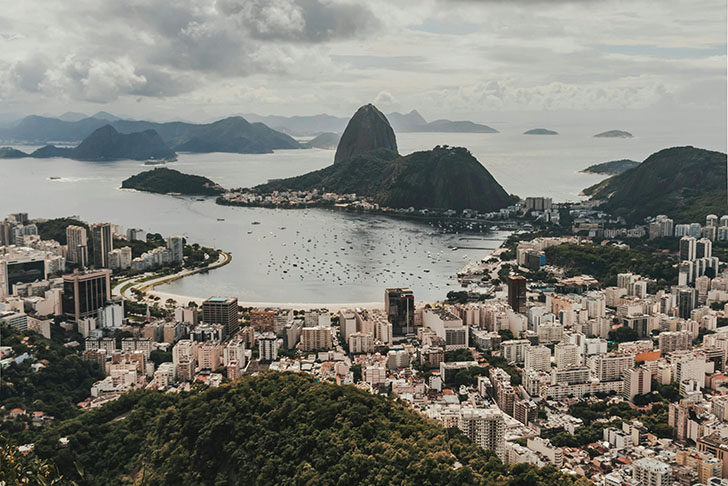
xmin=594 ymin=130 xmax=633 ymax=138
xmin=122 ymin=167 xmax=224 ymax=196
xmin=581 ymin=159 xmax=640 ymax=175
xmin=524 ymin=128 xmax=558 ymax=135
xmin=301 ymin=132 xmax=340 ymax=149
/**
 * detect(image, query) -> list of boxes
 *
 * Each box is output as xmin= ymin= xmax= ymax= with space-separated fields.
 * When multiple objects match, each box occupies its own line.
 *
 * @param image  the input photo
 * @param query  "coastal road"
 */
xmin=113 ymin=251 xmax=232 ymax=304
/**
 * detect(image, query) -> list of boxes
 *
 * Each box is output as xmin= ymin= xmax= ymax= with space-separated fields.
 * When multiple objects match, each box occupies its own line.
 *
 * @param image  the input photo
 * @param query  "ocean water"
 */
xmin=0 ymin=123 xmax=724 ymax=303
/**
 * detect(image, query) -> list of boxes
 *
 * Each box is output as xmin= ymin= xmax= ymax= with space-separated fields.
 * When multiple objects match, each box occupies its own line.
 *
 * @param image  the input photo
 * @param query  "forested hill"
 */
xmin=23 ymin=372 xmax=591 ymax=486
xmin=122 ymin=167 xmax=224 ymax=196
xmin=257 ymin=146 xmax=514 ymax=212
xmin=584 ymin=146 xmax=727 ymax=223
xmin=0 ymin=325 xmax=103 ymax=423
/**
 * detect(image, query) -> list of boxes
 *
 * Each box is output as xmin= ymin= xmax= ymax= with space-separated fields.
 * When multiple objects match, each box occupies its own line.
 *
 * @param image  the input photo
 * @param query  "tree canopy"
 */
xmin=20 ymin=372 xmax=591 ymax=486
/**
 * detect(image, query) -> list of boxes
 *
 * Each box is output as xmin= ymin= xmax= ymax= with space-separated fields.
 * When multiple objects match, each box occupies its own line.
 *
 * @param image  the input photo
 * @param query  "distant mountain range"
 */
xmin=3 ymin=125 xmax=176 ymax=161
xmin=255 ymin=104 xmax=512 ymax=212
xmin=583 ymin=146 xmax=727 ymax=223
xmin=0 ymin=114 xmax=299 ymax=154
xmin=245 ymin=109 xmax=498 ymax=136
xmin=581 ymin=159 xmax=640 ymax=175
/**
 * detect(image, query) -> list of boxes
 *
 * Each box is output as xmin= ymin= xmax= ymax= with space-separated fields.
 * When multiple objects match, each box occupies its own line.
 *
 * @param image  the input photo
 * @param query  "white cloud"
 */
xmin=0 ymin=0 xmax=722 ymax=122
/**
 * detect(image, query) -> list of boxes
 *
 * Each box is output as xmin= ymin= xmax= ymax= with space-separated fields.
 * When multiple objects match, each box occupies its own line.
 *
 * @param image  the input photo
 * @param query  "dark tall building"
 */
xmin=507 ymin=276 xmax=527 ymax=314
xmin=91 ymin=223 xmax=112 ymax=268
xmin=385 ymin=288 xmax=414 ymax=335
xmin=679 ymin=236 xmax=696 ymax=262
xmin=202 ymin=297 xmax=239 ymax=338
xmin=678 ymin=288 xmax=697 ymax=319
xmin=62 ymin=269 xmax=112 ymax=323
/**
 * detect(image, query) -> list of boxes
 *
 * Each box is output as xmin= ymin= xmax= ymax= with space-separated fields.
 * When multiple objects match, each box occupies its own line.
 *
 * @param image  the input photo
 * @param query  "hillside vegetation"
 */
xmin=584 ymin=146 xmax=727 ymax=223
xmin=257 ymin=146 xmax=513 ymax=211
xmin=544 ymin=243 xmax=678 ymax=287
xmin=122 ymin=168 xmax=223 ymax=196
xmin=0 ymin=325 xmax=103 ymax=423
xmin=22 ymin=372 xmax=590 ymax=486
xmin=580 ymin=159 xmax=639 ymax=175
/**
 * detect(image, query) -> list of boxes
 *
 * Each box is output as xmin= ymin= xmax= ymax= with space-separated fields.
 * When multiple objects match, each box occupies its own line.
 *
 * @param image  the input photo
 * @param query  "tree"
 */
xmin=498 ymin=329 xmax=515 ymax=341
xmin=608 ymin=326 xmax=639 ymax=343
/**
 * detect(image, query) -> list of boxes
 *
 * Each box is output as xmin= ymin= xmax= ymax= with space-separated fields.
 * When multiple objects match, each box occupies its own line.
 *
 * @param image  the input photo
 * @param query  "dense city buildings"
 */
xmin=4 ymin=208 xmax=728 ymax=486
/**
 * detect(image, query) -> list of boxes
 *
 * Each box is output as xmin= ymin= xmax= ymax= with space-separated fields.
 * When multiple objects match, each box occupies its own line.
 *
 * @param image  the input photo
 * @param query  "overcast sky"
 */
xmin=0 ymin=0 xmax=725 ymax=124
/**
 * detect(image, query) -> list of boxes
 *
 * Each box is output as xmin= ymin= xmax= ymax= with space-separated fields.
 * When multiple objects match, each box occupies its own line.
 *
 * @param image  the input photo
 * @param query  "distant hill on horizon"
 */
xmin=244 ymin=109 xmax=498 ymax=136
xmin=584 ymin=146 xmax=727 ymax=223
xmin=8 ymin=125 xmax=176 ymax=161
xmin=0 ymin=114 xmax=299 ymax=154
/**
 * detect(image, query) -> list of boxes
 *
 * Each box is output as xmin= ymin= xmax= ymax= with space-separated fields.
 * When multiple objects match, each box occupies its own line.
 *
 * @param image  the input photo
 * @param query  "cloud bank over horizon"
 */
xmin=0 ymin=0 xmax=725 ymax=124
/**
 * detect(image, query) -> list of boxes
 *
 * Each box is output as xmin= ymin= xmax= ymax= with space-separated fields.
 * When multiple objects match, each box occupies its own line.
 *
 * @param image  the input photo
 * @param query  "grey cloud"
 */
xmin=218 ymin=0 xmax=380 ymax=42
xmin=11 ymin=57 xmax=47 ymax=92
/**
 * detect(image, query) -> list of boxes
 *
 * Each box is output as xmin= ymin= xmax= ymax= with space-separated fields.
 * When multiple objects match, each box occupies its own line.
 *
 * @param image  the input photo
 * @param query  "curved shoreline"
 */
xmin=113 ymin=250 xmax=232 ymax=304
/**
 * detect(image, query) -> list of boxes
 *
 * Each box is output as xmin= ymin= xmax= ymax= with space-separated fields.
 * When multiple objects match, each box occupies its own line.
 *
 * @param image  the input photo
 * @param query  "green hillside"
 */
xmin=257 ymin=146 xmax=513 ymax=212
xmin=584 ymin=146 xmax=727 ymax=223
xmin=122 ymin=168 xmax=223 ymax=196
xmin=22 ymin=372 xmax=590 ymax=486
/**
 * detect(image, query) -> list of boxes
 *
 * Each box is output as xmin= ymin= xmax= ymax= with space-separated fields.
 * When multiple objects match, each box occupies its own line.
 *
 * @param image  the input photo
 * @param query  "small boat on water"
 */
xmin=49 ymin=176 xmax=61 ymax=180
xmin=217 ymin=218 xmax=225 ymax=221
xmin=252 ymin=221 xmax=261 ymax=225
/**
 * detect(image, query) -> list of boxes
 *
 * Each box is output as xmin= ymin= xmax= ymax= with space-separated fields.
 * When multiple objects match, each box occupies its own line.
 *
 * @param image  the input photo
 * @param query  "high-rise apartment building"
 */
xmin=301 ymin=326 xmax=332 ymax=351
xmin=623 ymin=366 xmax=651 ymax=401
xmin=258 ymin=332 xmax=279 ymax=361
xmin=385 ymin=288 xmax=414 ymax=335
xmin=588 ymin=353 xmax=635 ymax=382
xmin=91 ymin=223 xmax=112 ymax=268
xmin=202 ymin=297 xmax=239 ymax=338
xmin=524 ymin=345 xmax=551 ymax=371
xmin=507 ymin=276 xmax=527 ymax=314
xmin=458 ymin=408 xmax=505 ymax=460
xmin=632 ymin=457 xmax=671 ymax=486
xmin=680 ymin=236 xmax=697 ymax=262
xmin=697 ymin=238 xmax=713 ymax=259
xmin=166 ymin=236 xmax=184 ymax=264
xmin=66 ymin=225 xmax=88 ymax=267
xmin=62 ymin=269 xmax=112 ymax=323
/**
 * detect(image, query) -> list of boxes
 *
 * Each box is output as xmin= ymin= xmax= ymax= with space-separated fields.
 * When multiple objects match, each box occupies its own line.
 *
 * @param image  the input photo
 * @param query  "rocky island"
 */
xmin=524 ymin=128 xmax=558 ymax=135
xmin=581 ymin=159 xmax=640 ymax=175
xmin=122 ymin=167 xmax=223 ymax=196
xmin=594 ymin=130 xmax=633 ymax=138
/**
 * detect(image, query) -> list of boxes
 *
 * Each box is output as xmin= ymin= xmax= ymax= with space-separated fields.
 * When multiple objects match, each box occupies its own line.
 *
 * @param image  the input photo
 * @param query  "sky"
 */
xmin=0 ymin=0 xmax=725 ymax=125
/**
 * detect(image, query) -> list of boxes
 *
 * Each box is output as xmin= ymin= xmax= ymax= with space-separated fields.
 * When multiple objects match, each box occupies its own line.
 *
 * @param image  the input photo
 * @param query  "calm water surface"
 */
xmin=1 ymin=122 xmax=724 ymax=303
